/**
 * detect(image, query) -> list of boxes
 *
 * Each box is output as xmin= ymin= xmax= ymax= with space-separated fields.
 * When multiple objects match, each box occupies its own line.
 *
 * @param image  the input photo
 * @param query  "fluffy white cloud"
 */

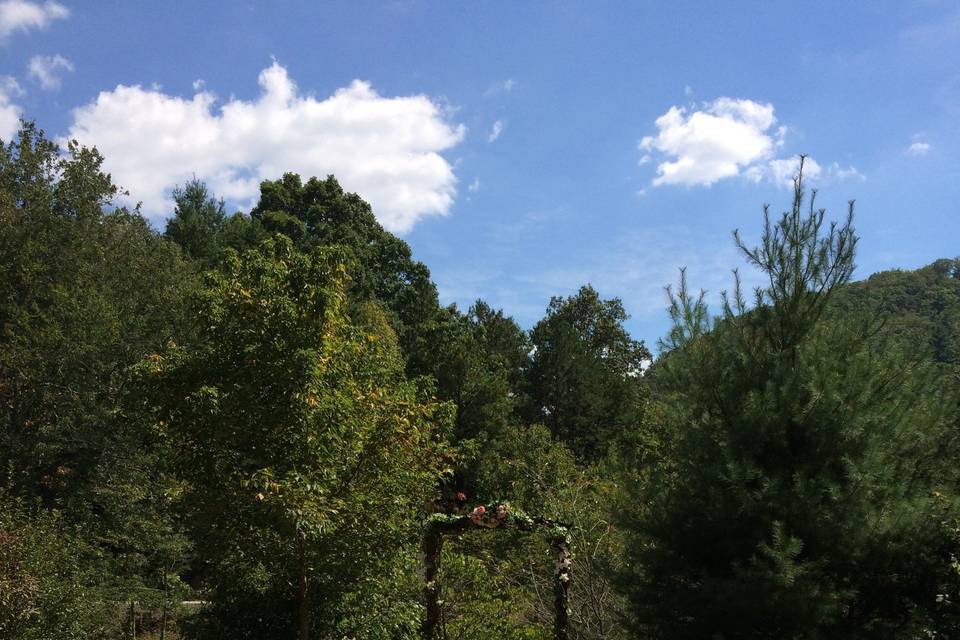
xmin=640 ymin=98 xmax=779 ymax=186
xmin=66 ymin=62 xmax=466 ymax=233
xmin=640 ymin=98 xmax=859 ymax=188
xmin=907 ymin=141 xmax=930 ymax=156
xmin=27 ymin=53 xmax=73 ymax=90
xmin=0 ymin=0 xmax=67 ymax=41
xmin=487 ymin=119 xmax=504 ymax=143
xmin=0 ymin=76 xmax=23 ymax=140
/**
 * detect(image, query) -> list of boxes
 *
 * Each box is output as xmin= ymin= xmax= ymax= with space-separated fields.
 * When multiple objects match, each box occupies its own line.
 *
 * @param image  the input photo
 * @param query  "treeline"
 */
xmin=1 ymin=123 xmax=959 ymax=639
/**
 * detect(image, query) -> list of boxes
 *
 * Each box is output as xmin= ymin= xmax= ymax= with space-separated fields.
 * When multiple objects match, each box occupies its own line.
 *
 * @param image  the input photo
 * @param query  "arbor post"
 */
xmin=420 ymin=504 xmax=572 ymax=640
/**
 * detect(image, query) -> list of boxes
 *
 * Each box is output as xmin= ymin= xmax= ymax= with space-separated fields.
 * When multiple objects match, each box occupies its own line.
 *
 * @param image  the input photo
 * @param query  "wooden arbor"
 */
xmin=420 ymin=503 xmax=572 ymax=639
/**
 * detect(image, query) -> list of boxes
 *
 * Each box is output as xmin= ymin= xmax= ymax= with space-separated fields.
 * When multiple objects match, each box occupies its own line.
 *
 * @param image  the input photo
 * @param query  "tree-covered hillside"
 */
xmin=833 ymin=258 xmax=960 ymax=367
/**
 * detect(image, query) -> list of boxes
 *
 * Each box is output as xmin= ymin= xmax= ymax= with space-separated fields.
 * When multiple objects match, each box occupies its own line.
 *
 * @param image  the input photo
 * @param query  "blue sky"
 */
xmin=2 ymin=1 xmax=958 ymax=348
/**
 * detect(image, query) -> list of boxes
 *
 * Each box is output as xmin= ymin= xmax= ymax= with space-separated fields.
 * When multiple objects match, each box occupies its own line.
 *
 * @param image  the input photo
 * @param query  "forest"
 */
xmin=2 ymin=121 xmax=960 ymax=640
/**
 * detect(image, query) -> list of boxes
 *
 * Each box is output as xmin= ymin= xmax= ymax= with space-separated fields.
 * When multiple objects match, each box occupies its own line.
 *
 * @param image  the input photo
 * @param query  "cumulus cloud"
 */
xmin=0 ymin=0 xmax=68 ymax=41
xmin=640 ymin=98 xmax=779 ymax=186
xmin=65 ymin=62 xmax=466 ymax=233
xmin=468 ymin=178 xmax=481 ymax=193
xmin=487 ymin=119 xmax=504 ymax=143
xmin=906 ymin=141 xmax=930 ymax=156
xmin=0 ymin=76 xmax=23 ymax=140
xmin=27 ymin=53 xmax=73 ymax=90
xmin=640 ymin=97 xmax=859 ymax=188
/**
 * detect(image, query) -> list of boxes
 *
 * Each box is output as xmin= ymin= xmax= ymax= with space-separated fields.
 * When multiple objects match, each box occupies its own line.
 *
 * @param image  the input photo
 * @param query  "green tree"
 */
xmin=622 ymin=164 xmax=959 ymax=638
xmin=0 ymin=122 xmax=198 ymax=633
xmin=249 ymin=173 xmax=444 ymax=377
xmin=433 ymin=300 xmax=530 ymax=443
xmin=164 ymin=178 xmax=227 ymax=264
xmin=524 ymin=285 xmax=650 ymax=460
xmin=245 ymin=173 xmax=533 ymax=461
xmin=137 ymin=236 xmax=452 ymax=640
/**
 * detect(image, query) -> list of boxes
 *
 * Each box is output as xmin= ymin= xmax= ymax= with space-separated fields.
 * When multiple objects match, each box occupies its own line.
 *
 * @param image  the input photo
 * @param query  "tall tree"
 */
xmin=137 ymin=236 xmax=452 ymax=640
xmin=621 ymin=163 xmax=959 ymax=638
xmin=249 ymin=173 xmax=444 ymax=377
xmin=524 ymin=285 xmax=650 ymax=460
xmin=164 ymin=178 xmax=227 ymax=264
xmin=0 ymin=121 xmax=199 ymax=636
xmin=433 ymin=300 xmax=530 ymax=442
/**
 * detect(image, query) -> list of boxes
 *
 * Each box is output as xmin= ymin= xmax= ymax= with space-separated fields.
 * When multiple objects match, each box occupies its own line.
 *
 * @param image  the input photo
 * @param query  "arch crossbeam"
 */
xmin=420 ymin=503 xmax=572 ymax=640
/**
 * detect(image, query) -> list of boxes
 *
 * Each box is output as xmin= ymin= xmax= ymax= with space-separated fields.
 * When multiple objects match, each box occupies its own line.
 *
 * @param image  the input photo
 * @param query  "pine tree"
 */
xmin=621 ymin=160 xmax=960 ymax=638
xmin=164 ymin=178 xmax=227 ymax=264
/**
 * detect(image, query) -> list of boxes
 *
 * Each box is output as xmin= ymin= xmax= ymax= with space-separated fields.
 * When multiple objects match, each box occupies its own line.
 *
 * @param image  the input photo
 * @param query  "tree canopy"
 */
xmin=3 ymin=121 xmax=959 ymax=640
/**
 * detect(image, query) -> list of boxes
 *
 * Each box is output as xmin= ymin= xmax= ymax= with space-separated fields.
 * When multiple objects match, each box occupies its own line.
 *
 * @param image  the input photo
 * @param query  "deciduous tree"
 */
xmin=138 ymin=236 xmax=452 ymax=639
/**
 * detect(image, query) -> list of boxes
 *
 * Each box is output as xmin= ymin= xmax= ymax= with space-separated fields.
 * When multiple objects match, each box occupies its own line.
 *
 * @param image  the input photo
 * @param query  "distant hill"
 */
xmin=832 ymin=258 xmax=960 ymax=367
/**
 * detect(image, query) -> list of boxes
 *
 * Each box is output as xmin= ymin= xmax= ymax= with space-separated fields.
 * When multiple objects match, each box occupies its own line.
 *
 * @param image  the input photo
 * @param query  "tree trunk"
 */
xmin=421 ymin=525 xmax=445 ymax=639
xmin=298 ymin=539 xmax=309 ymax=640
xmin=160 ymin=566 xmax=168 ymax=640
xmin=552 ymin=537 xmax=572 ymax=640
xmin=129 ymin=600 xmax=136 ymax=640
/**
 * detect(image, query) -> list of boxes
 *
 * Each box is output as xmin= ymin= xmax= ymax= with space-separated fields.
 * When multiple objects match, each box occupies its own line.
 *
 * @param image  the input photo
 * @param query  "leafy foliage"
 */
xmin=136 ymin=235 xmax=453 ymax=638
xmin=0 ymin=493 xmax=113 ymax=640
xmin=524 ymin=285 xmax=650 ymax=460
xmin=0 ymin=122 xmax=197 ymax=635
xmin=4 ymin=118 xmax=960 ymax=640
xmin=832 ymin=257 xmax=960 ymax=367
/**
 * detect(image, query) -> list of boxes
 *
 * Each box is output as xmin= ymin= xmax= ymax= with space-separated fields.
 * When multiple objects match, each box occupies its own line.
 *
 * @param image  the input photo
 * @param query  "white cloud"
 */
xmin=640 ymin=97 xmax=858 ymax=189
xmin=0 ymin=0 xmax=68 ymax=41
xmin=640 ymin=98 xmax=778 ymax=186
xmin=0 ymin=76 xmax=23 ymax=140
xmin=27 ymin=53 xmax=73 ymax=90
xmin=906 ymin=141 xmax=930 ymax=156
xmin=487 ymin=119 xmax=504 ymax=143
xmin=65 ymin=61 xmax=466 ymax=233
xmin=468 ymin=177 xmax=480 ymax=193
xmin=774 ymin=125 xmax=788 ymax=148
